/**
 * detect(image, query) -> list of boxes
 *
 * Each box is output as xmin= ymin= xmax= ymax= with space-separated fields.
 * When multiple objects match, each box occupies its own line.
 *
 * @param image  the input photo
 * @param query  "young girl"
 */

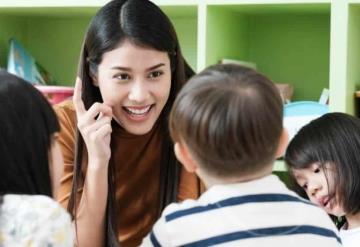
xmin=285 ymin=112 xmax=360 ymax=247
xmin=54 ymin=0 xmax=201 ymax=246
xmin=0 ymin=71 xmax=73 ymax=246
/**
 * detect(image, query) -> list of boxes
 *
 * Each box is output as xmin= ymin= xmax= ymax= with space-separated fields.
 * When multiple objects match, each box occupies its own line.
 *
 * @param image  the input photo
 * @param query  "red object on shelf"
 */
xmin=34 ymin=85 xmax=74 ymax=105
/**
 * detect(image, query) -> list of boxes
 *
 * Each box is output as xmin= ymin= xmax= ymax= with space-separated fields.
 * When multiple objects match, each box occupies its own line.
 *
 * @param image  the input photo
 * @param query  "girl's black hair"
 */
xmin=68 ymin=0 xmax=195 ymax=246
xmin=285 ymin=112 xmax=360 ymax=218
xmin=0 ymin=70 xmax=59 ymax=197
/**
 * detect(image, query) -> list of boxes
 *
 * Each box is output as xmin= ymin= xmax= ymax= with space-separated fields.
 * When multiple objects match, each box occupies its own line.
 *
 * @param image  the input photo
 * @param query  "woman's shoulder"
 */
xmin=53 ymin=100 xmax=76 ymax=124
xmin=53 ymin=100 xmax=77 ymax=146
xmin=0 ymin=194 xmax=74 ymax=246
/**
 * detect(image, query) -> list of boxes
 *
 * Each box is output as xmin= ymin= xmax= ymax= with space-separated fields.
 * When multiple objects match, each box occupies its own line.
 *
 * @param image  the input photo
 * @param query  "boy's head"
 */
xmin=169 ymin=64 xmax=286 ymax=182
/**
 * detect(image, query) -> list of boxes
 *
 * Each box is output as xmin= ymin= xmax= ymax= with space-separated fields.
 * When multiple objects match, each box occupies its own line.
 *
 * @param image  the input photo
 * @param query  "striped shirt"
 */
xmin=141 ymin=175 xmax=341 ymax=247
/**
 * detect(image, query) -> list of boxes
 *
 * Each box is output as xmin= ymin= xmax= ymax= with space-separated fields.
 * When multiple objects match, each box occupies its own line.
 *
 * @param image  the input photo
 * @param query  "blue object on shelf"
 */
xmin=284 ymin=101 xmax=329 ymax=117
xmin=282 ymin=101 xmax=329 ymax=155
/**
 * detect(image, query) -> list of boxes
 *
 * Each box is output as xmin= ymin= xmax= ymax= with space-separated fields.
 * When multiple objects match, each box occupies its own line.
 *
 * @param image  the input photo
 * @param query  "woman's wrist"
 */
xmin=87 ymin=157 xmax=110 ymax=171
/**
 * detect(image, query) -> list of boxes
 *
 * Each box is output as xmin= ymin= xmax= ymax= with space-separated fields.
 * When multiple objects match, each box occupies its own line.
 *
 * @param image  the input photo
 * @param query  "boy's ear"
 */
xmin=174 ymin=142 xmax=198 ymax=173
xmin=275 ymin=128 xmax=289 ymax=158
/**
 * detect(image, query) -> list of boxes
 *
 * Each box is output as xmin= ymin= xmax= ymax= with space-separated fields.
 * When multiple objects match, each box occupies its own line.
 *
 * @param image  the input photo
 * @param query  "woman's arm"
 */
xmin=75 ymin=163 xmax=108 ymax=247
xmin=55 ymin=78 xmax=113 ymax=247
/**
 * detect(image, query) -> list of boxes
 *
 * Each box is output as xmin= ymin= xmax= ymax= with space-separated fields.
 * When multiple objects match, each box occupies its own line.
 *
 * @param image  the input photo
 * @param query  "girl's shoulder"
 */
xmin=0 ymin=194 xmax=74 ymax=247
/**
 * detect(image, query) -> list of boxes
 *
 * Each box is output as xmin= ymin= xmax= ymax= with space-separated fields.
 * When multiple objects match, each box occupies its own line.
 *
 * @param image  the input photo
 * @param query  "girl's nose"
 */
xmin=308 ymin=182 xmax=322 ymax=196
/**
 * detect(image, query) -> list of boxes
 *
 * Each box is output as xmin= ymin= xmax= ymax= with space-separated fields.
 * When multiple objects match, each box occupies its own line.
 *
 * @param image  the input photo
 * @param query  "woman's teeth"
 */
xmin=124 ymin=105 xmax=151 ymax=115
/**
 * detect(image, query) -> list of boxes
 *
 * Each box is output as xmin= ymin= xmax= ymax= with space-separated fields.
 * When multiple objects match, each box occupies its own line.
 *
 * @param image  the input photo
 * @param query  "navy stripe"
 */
xmin=166 ymin=194 xmax=313 ymax=222
xmin=182 ymin=225 xmax=341 ymax=247
xmin=150 ymin=231 xmax=161 ymax=247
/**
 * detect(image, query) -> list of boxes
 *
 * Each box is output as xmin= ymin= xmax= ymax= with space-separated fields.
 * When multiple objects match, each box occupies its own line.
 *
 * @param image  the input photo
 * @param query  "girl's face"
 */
xmin=94 ymin=39 xmax=171 ymax=135
xmin=292 ymin=163 xmax=345 ymax=217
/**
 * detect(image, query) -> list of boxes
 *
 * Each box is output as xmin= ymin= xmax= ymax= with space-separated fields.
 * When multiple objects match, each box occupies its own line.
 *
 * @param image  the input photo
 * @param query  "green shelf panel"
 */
xmin=160 ymin=5 xmax=197 ymax=19
xmin=26 ymin=16 xmax=91 ymax=85
xmin=347 ymin=4 xmax=360 ymax=115
xmin=0 ymin=15 xmax=26 ymax=67
xmin=0 ymin=7 xmax=99 ymax=17
xmin=206 ymin=4 xmax=330 ymax=101
xmin=161 ymin=5 xmax=198 ymax=72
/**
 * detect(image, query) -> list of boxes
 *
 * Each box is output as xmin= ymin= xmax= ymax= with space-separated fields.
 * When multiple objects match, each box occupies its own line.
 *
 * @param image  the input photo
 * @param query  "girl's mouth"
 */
xmin=319 ymin=196 xmax=332 ymax=209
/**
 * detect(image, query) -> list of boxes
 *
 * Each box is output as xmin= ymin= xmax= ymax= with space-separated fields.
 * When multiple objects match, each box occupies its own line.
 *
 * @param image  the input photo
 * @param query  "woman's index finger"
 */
xmin=73 ymin=77 xmax=86 ymax=115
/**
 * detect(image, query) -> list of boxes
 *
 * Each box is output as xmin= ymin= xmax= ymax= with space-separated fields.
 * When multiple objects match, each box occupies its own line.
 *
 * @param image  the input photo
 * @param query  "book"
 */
xmin=318 ymin=88 xmax=329 ymax=105
xmin=7 ymin=39 xmax=53 ymax=85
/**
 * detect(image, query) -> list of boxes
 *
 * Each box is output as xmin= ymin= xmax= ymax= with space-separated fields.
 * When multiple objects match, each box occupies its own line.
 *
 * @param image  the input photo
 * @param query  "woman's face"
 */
xmin=292 ymin=163 xmax=345 ymax=217
xmin=94 ymin=39 xmax=172 ymax=135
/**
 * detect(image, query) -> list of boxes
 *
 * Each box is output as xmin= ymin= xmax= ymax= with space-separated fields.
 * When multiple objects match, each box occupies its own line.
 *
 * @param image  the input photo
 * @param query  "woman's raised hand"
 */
xmin=73 ymin=77 xmax=113 ymax=168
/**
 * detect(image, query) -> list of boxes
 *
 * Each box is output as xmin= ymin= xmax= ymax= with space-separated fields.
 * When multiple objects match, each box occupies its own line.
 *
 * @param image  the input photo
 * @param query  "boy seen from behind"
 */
xmin=142 ymin=64 xmax=341 ymax=246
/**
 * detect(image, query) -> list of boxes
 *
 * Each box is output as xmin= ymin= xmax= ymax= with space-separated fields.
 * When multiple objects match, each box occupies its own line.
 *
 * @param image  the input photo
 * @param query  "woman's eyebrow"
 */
xmin=109 ymin=63 xmax=165 ymax=72
xmin=146 ymin=63 xmax=165 ymax=71
xmin=110 ymin=66 xmax=131 ymax=71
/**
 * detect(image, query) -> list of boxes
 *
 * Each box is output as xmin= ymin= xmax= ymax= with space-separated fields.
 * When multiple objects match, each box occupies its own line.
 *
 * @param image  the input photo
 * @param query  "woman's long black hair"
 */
xmin=67 ymin=0 xmax=195 ymax=246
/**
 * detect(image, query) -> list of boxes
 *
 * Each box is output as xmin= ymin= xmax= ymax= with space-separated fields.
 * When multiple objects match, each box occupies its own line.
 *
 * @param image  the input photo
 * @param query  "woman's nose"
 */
xmin=128 ymin=81 xmax=149 ymax=103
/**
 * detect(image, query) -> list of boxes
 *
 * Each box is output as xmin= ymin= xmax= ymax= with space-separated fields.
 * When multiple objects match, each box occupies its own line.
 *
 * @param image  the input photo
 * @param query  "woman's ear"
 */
xmin=275 ymin=128 xmax=289 ymax=158
xmin=174 ymin=142 xmax=198 ymax=173
xmin=92 ymin=76 xmax=99 ymax=87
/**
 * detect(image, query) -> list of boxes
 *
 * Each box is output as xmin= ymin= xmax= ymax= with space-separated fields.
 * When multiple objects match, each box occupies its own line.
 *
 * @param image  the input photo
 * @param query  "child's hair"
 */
xmin=169 ymin=64 xmax=283 ymax=178
xmin=285 ymin=112 xmax=360 ymax=215
xmin=0 ymin=70 xmax=60 ymax=197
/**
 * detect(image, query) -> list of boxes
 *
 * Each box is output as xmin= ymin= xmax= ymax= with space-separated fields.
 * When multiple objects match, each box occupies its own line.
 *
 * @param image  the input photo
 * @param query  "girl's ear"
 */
xmin=174 ymin=142 xmax=198 ymax=173
xmin=275 ymin=128 xmax=289 ymax=158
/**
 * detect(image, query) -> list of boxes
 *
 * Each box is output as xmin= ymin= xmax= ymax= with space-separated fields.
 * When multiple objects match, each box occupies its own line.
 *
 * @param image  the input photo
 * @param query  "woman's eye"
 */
xmin=314 ymin=168 xmax=320 ymax=173
xmin=148 ymin=71 xmax=163 ymax=79
xmin=115 ymin=73 xmax=131 ymax=80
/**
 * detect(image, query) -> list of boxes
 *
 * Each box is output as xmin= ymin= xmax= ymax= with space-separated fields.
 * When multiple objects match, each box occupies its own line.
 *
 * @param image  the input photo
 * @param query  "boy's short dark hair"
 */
xmin=169 ymin=64 xmax=283 ymax=178
xmin=285 ymin=112 xmax=360 ymax=215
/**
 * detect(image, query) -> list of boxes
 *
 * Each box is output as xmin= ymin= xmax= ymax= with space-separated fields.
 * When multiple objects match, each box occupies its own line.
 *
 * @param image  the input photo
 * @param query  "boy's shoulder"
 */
xmin=144 ymin=176 xmax=341 ymax=247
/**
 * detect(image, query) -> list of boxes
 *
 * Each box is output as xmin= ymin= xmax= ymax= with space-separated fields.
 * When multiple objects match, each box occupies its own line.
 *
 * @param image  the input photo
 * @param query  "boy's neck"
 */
xmin=345 ymin=212 xmax=360 ymax=230
xmin=198 ymin=164 xmax=273 ymax=189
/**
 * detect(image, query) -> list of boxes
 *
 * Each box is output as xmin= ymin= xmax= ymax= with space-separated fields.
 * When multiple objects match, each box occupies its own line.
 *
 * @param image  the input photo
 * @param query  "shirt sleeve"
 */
xmin=1 ymin=195 xmax=75 ymax=247
xmin=43 ymin=202 xmax=75 ymax=247
xmin=53 ymin=101 xmax=83 ymax=209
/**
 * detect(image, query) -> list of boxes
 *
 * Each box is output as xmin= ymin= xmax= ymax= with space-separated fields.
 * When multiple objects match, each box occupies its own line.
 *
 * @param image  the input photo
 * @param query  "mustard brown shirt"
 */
xmin=54 ymin=100 xmax=201 ymax=247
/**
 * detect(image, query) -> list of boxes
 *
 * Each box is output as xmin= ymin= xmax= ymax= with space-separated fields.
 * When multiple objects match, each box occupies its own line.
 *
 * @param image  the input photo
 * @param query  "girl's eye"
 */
xmin=148 ymin=70 xmax=163 ymax=79
xmin=115 ymin=73 xmax=131 ymax=80
xmin=314 ymin=168 xmax=320 ymax=173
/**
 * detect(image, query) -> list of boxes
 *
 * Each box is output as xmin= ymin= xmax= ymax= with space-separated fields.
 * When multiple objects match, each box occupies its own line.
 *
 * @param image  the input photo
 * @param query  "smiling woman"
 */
xmin=94 ymin=40 xmax=172 ymax=135
xmin=53 ymin=0 xmax=201 ymax=247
